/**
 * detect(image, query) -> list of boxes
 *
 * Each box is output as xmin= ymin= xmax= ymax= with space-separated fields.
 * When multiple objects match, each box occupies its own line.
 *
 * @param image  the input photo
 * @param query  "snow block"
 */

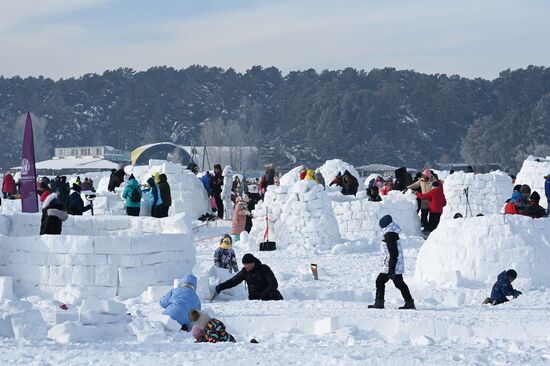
xmin=118 ymin=265 xmax=156 ymax=287
xmin=148 ymin=313 xmax=181 ymax=331
xmin=140 ymin=285 xmax=172 ymax=303
xmin=314 ymin=317 xmax=339 ymax=335
xmin=54 ymin=305 xmax=79 ymax=324
xmin=0 ymin=276 xmax=14 ymax=301
xmin=0 ymin=317 xmax=14 ymax=338
xmin=95 ymin=265 xmax=118 ymax=287
xmin=127 ymin=318 xmax=166 ymax=342
xmin=10 ymin=309 xmax=48 ymax=340
xmin=79 ymin=310 xmax=131 ymax=325
xmin=94 ymin=236 xmax=132 ymax=255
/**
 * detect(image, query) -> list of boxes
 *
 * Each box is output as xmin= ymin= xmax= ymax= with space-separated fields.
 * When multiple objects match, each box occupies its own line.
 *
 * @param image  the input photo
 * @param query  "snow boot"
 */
xmin=368 ymin=301 xmax=384 ymax=309
xmin=399 ymin=300 xmax=416 ymax=310
xmin=482 ymin=297 xmax=494 ymax=305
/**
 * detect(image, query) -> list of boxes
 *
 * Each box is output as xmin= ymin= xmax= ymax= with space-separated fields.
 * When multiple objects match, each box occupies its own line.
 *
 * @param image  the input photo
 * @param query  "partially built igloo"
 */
xmin=515 ymin=155 xmax=550 ymax=209
xmin=0 ymin=213 xmax=196 ymax=301
xmin=414 ymin=214 xmax=550 ymax=289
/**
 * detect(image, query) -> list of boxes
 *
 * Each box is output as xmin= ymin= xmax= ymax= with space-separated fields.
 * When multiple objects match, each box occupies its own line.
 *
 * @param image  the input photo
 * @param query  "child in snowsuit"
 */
xmin=159 ymin=274 xmax=201 ymax=331
xmin=483 ymin=269 xmax=522 ymax=306
xmin=213 ymin=234 xmax=239 ymax=273
xmin=368 ymin=215 xmax=415 ymax=310
xmin=190 ymin=309 xmax=236 ymax=343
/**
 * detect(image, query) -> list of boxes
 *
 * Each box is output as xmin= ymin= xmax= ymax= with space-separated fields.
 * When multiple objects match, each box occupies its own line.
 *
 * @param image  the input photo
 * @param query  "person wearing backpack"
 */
xmin=122 ymin=175 xmax=142 ymax=216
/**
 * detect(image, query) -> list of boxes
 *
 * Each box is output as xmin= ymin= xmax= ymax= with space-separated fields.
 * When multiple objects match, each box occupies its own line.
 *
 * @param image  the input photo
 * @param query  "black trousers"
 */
xmin=428 ymin=212 xmax=441 ymax=232
xmin=214 ymin=194 xmax=224 ymax=219
xmin=249 ymin=290 xmax=284 ymax=301
xmin=160 ymin=205 xmax=169 ymax=218
xmin=151 ymin=205 xmax=163 ymax=218
xmin=126 ymin=206 xmax=140 ymax=217
xmin=375 ymin=273 xmax=413 ymax=303
xmin=420 ymin=208 xmax=429 ymax=229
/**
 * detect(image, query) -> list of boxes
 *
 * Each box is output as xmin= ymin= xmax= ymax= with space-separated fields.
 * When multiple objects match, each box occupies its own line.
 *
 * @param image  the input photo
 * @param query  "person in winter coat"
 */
xmin=341 ymin=170 xmax=359 ymax=196
xmin=221 ymin=166 xmax=234 ymax=220
xmin=108 ymin=167 xmax=126 ymax=192
xmin=2 ymin=172 xmax=16 ymax=199
xmin=523 ymin=191 xmax=547 ymax=218
xmin=483 ymin=269 xmax=522 ymax=306
xmin=40 ymin=193 xmax=68 ymax=235
xmin=231 ymin=196 xmax=250 ymax=240
xmin=406 ymin=169 xmax=435 ymax=230
xmin=245 ymin=189 xmax=260 ymax=233
xmin=367 ymin=186 xmax=382 ymax=202
xmin=67 ymin=184 xmax=92 ymax=216
xmin=213 ymin=234 xmax=239 ymax=273
xmin=304 ymin=169 xmax=319 ymax=184
xmin=159 ymin=274 xmax=201 ymax=331
xmin=504 ymin=191 xmax=525 ymax=215
xmin=393 ymin=167 xmax=413 ymax=191
xmin=368 ymin=215 xmax=415 ymax=310
xmin=314 ymin=169 xmax=326 ymax=188
xmin=215 ymin=253 xmax=283 ymax=301
xmin=145 ymin=177 xmax=163 ymax=218
xmin=415 ymin=181 xmax=447 ymax=232
xmin=158 ymin=173 xmax=171 ymax=218
xmin=40 ymin=184 xmax=51 ymax=203
xmin=121 ymin=175 xmax=142 ymax=216
xmin=330 ymin=172 xmax=343 ymax=187
xmin=200 ymin=172 xmax=212 ymax=196
xmin=190 ymin=309 xmax=236 ymax=343
xmin=210 ymin=164 xmax=224 ymax=219
xmin=380 ymin=181 xmax=393 ymax=196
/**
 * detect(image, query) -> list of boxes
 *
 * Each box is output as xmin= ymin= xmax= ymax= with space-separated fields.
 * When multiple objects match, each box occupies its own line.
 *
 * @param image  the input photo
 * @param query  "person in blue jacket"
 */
xmin=545 ymin=174 xmax=550 ymax=215
xmin=483 ymin=269 xmax=522 ymax=306
xmin=121 ymin=175 xmax=142 ymax=216
xmin=201 ymin=172 xmax=212 ymax=196
xmin=159 ymin=274 xmax=201 ymax=331
xmin=146 ymin=177 xmax=163 ymax=218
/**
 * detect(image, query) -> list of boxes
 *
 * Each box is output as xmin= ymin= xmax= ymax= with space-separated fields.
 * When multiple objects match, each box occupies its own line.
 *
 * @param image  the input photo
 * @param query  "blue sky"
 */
xmin=0 ymin=0 xmax=548 ymax=79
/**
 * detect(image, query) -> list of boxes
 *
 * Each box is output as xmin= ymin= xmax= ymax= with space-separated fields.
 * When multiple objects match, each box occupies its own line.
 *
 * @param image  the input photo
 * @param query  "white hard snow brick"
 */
xmin=141 ymin=218 xmax=162 ymax=233
xmin=44 ymin=235 xmax=95 ymax=254
xmin=65 ymin=254 xmax=108 ymax=266
xmin=8 ymin=251 xmax=49 ymax=265
xmin=95 ymin=265 xmax=118 ymax=287
xmin=71 ymin=265 xmax=95 ymax=286
xmin=107 ymin=254 xmax=143 ymax=267
xmin=160 ymin=213 xmax=192 ymax=234
xmin=54 ymin=306 xmax=79 ymax=324
xmin=140 ymin=285 xmax=173 ymax=303
xmin=49 ymin=265 xmax=73 ymax=286
xmin=127 ymin=318 xmax=166 ymax=342
xmin=0 ymin=276 xmax=14 ymax=301
xmin=314 ymin=317 xmax=339 ymax=335
xmin=118 ymin=265 xmax=156 ymax=287
xmin=79 ymin=310 xmax=130 ymax=325
xmin=102 ymin=300 xmax=127 ymax=315
xmin=155 ymin=262 xmax=188 ymax=283
xmin=0 ymin=216 xmax=9 ymax=235
xmin=148 ymin=312 xmax=181 ymax=331
xmin=0 ymin=317 xmax=14 ymax=338
xmin=10 ymin=309 xmax=48 ymax=340
xmin=94 ymin=235 xmax=132 ymax=255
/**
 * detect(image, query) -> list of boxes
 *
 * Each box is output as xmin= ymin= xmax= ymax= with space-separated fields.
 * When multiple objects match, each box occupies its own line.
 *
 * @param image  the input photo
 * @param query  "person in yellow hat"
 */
xmin=213 ymin=234 xmax=238 ymax=273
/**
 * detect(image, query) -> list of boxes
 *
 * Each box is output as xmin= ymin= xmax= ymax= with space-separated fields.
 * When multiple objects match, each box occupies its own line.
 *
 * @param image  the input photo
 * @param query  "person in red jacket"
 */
xmin=2 ymin=172 xmax=16 ymax=199
xmin=416 ymin=180 xmax=446 ymax=232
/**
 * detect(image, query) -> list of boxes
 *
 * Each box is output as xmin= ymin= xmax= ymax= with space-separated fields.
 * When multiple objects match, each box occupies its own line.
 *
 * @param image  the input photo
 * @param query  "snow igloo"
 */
xmin=414 ymin=214 xmax=550 ymax=289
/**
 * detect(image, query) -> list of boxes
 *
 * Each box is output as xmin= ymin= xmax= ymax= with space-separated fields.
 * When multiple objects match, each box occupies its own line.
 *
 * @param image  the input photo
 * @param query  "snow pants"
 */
xmin=126 ymin=206 xmax=140 ymax=217
xmin=375 ymin=273 xmax=413 ymax=303
xmin=420 ymin=209 xmax=429 ymax=229
xmin=428 ymin=212 xmax=441 ymax=232
xmin=214 ymin=194 xmax=224 ymax=219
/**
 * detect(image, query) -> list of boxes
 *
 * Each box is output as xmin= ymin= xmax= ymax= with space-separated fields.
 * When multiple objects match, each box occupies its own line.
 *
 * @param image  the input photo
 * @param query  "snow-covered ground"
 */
xmin=1 ymin=217 xmax=549 ymax=366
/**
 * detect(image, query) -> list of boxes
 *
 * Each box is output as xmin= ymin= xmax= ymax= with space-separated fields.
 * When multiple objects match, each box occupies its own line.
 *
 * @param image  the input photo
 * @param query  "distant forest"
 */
xmin=1 ymin=65 xmax=550 ymax=173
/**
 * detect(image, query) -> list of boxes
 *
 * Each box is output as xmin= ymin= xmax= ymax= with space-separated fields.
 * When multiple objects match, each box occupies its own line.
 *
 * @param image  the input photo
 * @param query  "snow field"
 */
xmin=441 ymin=171 xmax=512 ymax=218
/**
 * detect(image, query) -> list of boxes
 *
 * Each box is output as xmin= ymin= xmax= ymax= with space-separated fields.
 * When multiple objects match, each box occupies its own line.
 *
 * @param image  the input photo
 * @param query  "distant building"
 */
xmin=12 ymin=146 xmax=130 ymax=175
xmin=435 ymin=162 xmax=502 ymax=174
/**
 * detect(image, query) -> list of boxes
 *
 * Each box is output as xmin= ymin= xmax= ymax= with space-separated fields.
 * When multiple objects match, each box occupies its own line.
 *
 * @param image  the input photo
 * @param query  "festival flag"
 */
xmin=21 ymin=112 xmax=38 ymax=213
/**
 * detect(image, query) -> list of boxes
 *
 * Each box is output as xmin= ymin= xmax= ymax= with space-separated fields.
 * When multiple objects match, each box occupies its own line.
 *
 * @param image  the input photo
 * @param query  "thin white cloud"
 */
xmin=0 ymin=0 xmax=548 ymax=79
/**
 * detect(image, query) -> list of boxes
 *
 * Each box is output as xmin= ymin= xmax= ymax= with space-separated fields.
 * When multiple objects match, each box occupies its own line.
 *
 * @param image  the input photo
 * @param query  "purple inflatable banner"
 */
xmin=21 ymin=112 xmax=39 ymax=213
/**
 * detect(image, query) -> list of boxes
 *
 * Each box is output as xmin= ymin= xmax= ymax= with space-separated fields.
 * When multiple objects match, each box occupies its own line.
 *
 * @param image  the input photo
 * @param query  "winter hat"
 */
xmin=181 ymin=274 xmax=197 ymax=290
xmin=379 ymin=214 xmax=393 ymax=229
xmin=530 ymin=191 xmax=541 ymax=204
xmin=72 ymin=183 xmax=81 ymax=192
xmin=189 ymin=309 xmax=211 ymax=329
xmin=242 ymin=253 xmax=256 ymax=264
xmin=220 ymin=234 xmax=233 ymax=249
xmin=513 ymin=184 xmax=521 ymax=192
xmin=191 ymin=325 xmax=205 ymax=338
xmin=506 ymin=269 xmax=517 ymax=280
xmin=519 ymin=184 xmax=531 ymax=195
xmin=214 ymin=164 xmax=222 ymax=171
xmin=422 ymin=169 xmax=431 ymax=178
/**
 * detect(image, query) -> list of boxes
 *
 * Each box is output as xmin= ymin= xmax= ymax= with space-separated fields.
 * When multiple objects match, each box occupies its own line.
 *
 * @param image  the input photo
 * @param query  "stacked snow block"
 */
xmin=441 ymin=171 xmax=512 ymax=219
xmin=515 ymin=155 xmax=550 ymax=209
xmin=95 ymin=160 xmax=210 ymax=219
xmin=250 ymin=179 xmax=341 ymax=251
xmin=414 ymin=214 xmax=550 ymax=288
xmin=48 ymin=298 xmax=129 ymax=343
xmin=331 ymin=191 xmax=421 ymax=241
xmin=0 ymin=214 xmax=196 ymax=300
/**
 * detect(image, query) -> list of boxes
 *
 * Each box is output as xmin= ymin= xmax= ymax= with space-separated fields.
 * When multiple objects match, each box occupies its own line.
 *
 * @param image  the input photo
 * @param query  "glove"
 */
xmin=513 ymin=290 xmax=522 ymax=298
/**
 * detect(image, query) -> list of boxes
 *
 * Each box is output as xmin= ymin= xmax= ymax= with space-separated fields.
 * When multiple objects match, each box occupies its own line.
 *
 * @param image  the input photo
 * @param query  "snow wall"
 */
xmin=0 ymin=213 xmax=195 ymax=301
xmin=332 ymin=191 xmax=421 ymax=240
xmin=441 ymin=171 xmax=512 ymax=219
xmin=414 ymin=214 xmax=550 ymax=289
xmin=515 ymin=155 xmax=550 ymax=209
xmin=96 ymin=160 xmax=210 ymax=219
